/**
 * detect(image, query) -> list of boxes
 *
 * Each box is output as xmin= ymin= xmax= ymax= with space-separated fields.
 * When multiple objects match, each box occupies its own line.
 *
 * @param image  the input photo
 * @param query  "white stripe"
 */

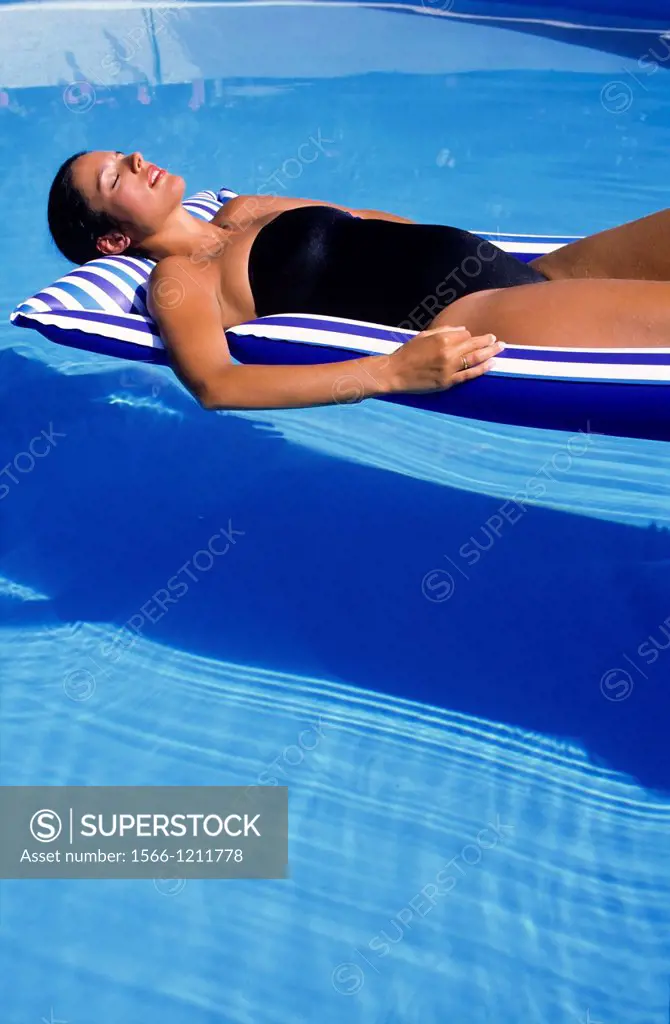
xmin=476 ymin=231 xmax=583 ymax=242
xmin=184 ymin=207 xmax=213 ymax=221
xmin=20 ymin=307 xmax=670 ymax=382
xmin=41 ymin=285 xmax=87 ymax=311
xmin=502 ymin=343 xmax=670 ymax=355
xmin=185 ymin=198 xmax=220 ymax=210
xmin=78 ymin=265 xmax=145 ymax=311
xmin=230 ymin=322 xmax=400 ymax=355
xmin=253 ymin=312 xmax=415 ymax=334
xmin=493 ymin=240 xmax=565 ymax=255
xmin=13 ymin=297 xmax=52 ymax=315
xmin=55 ymin=273 xmax=134 ymax=314
xmin=241 ymin=317 xmax=670 ymax=357
xmin=94 ymin=257 xmax=152 ymax=286
xmin=18 ymin=311 xmax=164 ymax=350
xmin=231 ymin=320 xmax=670 ymax=380
xmin=183 ymin=190 xmax=221 ymax=219
xmin=184 ymin=190 xmax=220 ymax=210
xmin=495 ymin=356 xmax=670 ymax=383
xmin=242 ymin=313 xmax=670 ymax=354
xmin=185 ymin=206 xmax=219 ymax=221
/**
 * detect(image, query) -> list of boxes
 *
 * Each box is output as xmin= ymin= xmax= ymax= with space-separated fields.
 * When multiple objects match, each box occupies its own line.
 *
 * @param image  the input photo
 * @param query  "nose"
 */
xmin=129 ymin=151 xmax=143 ymax=173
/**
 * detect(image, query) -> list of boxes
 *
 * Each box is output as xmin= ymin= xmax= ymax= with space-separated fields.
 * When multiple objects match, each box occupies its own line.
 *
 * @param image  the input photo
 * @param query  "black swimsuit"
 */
xmin=248 ymin=205 xmax=545 ymax=328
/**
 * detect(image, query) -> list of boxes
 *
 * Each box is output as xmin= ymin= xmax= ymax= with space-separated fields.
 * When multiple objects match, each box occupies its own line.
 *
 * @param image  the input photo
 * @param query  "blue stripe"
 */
xmin=133 ymin=285 xmax=148 ymax=316
xmin=111 ymin=255 xmax=153 ymax=277
xmin=70 ymin=269 xmax=134 ymax=313
xmin=498 ymin=348 xmax=670 ymax=366
xmin=70 ymin=308 xmax=158 ymax=335
xmin=94 ymin=260 xmax=152 ymax=297
xmin=247 ymin=315 xmax=411 ymax=344
xmin=493 ymin=369 xmax=669 ymax=385
xmin=90 ymin=258 xmax=150 ymax=313
xmin=11 ymin=313 xmax=168 ymax=366
xmin=13 ymin=311 xmax=670 ymax=441
xmin=223 ymin=327 xmax=670 ymax=441
xmin=227 ymin=328 xmax=670 ymax=382
xmin=248 ymin=316 xmax=670 ymax=367
xmin=33 ymin=281 xmax=106 ymax=311
xmin=185 ymin=201 xmax=220 ymax=218
xmin=102 ymin=258 xmax=152 ymax=313
xmin=21 ymin=307 xmax=158 ymax=336
xmin=226 ymin=329 xmax=372 ymax=368
xmin=185 ymin=198 xmax=217 ymax=207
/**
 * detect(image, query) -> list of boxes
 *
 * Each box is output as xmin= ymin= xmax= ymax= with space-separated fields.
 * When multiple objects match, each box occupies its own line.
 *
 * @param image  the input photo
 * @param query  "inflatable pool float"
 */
xmin=10 ymin=186 xmax=670 ymax=442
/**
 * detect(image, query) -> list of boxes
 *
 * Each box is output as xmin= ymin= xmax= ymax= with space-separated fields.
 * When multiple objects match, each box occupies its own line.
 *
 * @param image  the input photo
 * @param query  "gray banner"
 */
xmin=0 ymin=787 xmax=288 ymax=879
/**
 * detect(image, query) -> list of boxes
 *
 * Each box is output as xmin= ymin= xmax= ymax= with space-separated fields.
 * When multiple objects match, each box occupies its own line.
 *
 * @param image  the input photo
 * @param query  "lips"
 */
xmin=148 ymin=165 xmax=166 ymax=188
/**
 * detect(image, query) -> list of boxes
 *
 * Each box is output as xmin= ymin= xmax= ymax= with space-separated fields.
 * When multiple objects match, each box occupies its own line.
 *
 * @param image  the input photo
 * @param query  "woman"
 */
xmin=48 ymin=150 xmax=670 ymax=412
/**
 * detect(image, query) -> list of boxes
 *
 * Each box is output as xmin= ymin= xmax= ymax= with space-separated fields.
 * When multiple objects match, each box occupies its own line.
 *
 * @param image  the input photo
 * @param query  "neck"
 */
xmin=142 ymin=207 xmax=229 ymax=261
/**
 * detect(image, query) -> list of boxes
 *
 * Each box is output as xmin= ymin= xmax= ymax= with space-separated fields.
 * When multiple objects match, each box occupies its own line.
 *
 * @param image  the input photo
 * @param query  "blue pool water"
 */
xmin=1 ymin=2 xmax=670 ymax=1022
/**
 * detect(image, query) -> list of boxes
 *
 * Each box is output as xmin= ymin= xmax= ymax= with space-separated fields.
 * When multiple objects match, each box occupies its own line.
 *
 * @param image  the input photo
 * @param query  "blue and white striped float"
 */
xmin=10 ymin=186 xmax=670 ymax=442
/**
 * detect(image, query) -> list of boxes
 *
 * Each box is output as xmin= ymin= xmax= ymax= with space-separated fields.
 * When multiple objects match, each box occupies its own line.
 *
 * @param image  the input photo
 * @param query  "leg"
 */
xmin=531 ymin=209 xmax=670 ymax=282
xmin=438 ymin=278 xmax=670 ymax=348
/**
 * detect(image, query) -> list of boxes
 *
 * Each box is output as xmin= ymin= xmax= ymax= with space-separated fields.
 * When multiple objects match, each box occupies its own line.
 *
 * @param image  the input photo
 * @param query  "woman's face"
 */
xmin=72 ymin=150 xmax=185 ymax=248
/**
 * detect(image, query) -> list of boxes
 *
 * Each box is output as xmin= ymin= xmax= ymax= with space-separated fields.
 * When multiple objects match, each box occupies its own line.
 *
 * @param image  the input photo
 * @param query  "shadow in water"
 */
xmin=1 ymin=348 xmax=669 ymax=792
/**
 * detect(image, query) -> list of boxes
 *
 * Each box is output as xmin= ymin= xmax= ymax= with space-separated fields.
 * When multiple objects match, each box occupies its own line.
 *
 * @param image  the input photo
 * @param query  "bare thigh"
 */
xmin=531 ymin=208 xmax=670 ymax=281
xmin=435 ymin=277 xmax=670 ymax=349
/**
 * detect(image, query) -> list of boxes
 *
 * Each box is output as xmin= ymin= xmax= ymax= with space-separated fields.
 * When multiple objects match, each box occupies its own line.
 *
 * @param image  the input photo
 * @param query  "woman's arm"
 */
xmin=222 ymin=193 xmax=414 ymax=229
xmin=148 ymin=258 xmax=501 ymax=411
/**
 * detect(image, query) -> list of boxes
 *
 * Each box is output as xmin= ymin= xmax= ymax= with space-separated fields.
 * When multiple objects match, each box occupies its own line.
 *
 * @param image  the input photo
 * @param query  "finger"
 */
xmin=454 ymin=339 xmax=504 ymax=378
xmin=456 ymin=332 xmax=496 ymax=354
xmin=453 ymin=340 xmax=503 ymax=376
xmin=421 ymin=324 xmax=471 ymax=340
xmin=466 ymin=339 xmax=505 ymax=365
xmin=453 ymin=359 xmax=496 ymax=383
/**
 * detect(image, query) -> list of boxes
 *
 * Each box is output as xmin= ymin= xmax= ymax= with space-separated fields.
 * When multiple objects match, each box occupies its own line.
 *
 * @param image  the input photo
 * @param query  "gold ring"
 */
xmin=461 ymin=355 xmax=469 ymax=371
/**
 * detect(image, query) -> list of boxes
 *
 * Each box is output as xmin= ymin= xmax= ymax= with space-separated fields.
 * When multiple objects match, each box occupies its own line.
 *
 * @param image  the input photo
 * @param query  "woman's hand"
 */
xmin=385 ymin=326 xmax=504 ymax=395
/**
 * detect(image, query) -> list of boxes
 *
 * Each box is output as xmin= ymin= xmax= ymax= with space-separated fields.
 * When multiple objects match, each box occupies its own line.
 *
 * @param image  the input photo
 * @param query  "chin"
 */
xmin=152 ymin=171 xmax=185 ymax=214
xmin=168 ymin=172 xmax=186 ymax=202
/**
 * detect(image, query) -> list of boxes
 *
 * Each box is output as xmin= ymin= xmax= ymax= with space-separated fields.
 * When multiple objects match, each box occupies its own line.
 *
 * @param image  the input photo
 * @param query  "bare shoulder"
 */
xmin=215 ymin=194 xmax=270 ymax=230
xmin=218 ymin=193 xmax=411 ymax=226
xmin=147 ymin=254 xmax=219 ymax=325
xmin=218 ymin=193 xmax=360 ymax=228
xmin=149 ymin=253 xmax=196 ymax=290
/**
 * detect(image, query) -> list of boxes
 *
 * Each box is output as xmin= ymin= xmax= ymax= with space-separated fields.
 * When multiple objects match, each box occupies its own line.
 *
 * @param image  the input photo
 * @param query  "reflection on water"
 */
xmin=1 ymin=626 xmax=669 ymax=1023
xmin=1 ymin=3 xmax=670 ymax=1022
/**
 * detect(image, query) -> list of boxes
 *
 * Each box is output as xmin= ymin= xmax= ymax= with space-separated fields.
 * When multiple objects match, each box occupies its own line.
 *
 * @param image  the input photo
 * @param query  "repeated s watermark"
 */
xmin=600 ymin=34 xmax=670 ymax=114
xmin=62 ymin=520 xmax=244 ymax=703
xmin=151 ymin=129 xmax=335 ymax=311
xmin=0 ymin=424 xmax=66 ymax=501
xmin=63 ymin=3 xmax=189 ymax=112
xmin=599 ymin=610 xmax=670 ymax=702
xmin=254 ymin=716 xmax=330 ymax=786
xmin=331 ymin=815 xmax=514 ymax=995
xmin=422 ymin=423 xmax=596 ymax=602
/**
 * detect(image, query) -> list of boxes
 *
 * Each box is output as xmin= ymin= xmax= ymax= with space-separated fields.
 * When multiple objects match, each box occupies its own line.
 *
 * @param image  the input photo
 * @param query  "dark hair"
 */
xmin=47 ymin=150 xmax=145 ymax=265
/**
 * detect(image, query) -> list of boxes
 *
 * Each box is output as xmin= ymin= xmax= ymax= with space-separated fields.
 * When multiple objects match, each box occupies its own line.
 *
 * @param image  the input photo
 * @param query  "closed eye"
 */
xmin=111 ymin=151 xmax=123 ymax=189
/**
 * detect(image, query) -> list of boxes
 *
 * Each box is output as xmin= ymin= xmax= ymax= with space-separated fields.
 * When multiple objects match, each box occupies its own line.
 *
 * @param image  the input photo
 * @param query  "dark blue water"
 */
xmin=1 ymin=3 xmax=670 ymax=1022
